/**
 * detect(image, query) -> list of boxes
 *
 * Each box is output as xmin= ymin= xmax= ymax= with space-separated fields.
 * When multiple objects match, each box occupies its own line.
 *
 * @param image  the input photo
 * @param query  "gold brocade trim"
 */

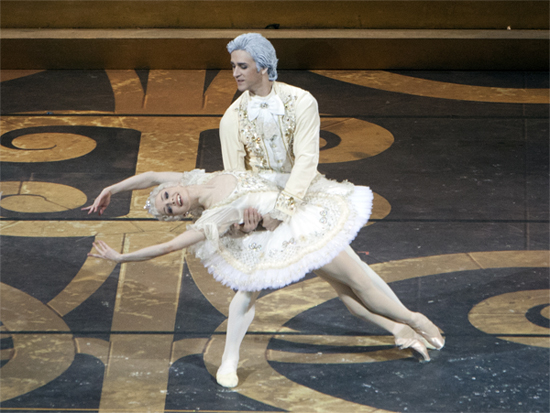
xmin=238 ymin=101 xmax=269 ymax=171
xmin=280 ymin=93 xmax=297 ymax=165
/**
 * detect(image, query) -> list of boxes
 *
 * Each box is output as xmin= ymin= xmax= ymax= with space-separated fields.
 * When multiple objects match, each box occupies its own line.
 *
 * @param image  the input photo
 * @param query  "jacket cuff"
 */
xmin=273 ymin=190 xmax=302 ymax=218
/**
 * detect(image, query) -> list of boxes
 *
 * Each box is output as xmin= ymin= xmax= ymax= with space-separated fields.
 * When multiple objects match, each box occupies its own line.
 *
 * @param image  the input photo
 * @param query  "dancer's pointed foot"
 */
xmin=419 ymin=337 xmax=438 ymax=350
xmin=216 ymin=362 xmax=239 ymax=388
xmin=410 ymin=313 xmax=445 ymax=350
xmin=394 ymin=325 xmax=430 ymax=362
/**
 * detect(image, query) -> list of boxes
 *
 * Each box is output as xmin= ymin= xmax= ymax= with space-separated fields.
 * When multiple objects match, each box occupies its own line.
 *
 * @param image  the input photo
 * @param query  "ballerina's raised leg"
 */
xmin=320 ymin=276 xmax=432 ymax=362
xmin=316 ymin=250 xmax=445 ymax=350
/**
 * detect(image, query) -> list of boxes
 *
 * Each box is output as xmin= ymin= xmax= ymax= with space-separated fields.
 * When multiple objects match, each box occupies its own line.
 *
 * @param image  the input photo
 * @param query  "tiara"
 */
xmin=144 ymin=194 xmax=154 ymax=215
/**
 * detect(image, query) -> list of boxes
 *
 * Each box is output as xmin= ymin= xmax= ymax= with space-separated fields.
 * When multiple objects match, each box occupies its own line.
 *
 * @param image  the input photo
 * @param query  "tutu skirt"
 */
xmin=190 ymin=174 xmax=373 ymax=291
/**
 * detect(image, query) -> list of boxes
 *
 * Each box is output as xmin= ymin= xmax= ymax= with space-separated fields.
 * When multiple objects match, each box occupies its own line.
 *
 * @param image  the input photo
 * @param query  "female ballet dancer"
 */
xmin=85 ymin=169 xmax=445 ymax=387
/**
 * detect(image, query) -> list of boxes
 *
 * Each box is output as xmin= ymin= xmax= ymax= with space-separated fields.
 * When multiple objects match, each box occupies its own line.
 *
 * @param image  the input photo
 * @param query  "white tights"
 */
xmin=216 ymin=247 xmax=417 ymax=386
xmin=218 ymin=289 xmax=260 ymax=375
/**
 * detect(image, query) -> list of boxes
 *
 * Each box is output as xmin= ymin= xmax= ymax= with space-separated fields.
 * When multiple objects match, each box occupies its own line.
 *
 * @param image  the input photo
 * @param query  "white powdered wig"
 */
xmin=227 ymin=33 xmax=278 ymax=81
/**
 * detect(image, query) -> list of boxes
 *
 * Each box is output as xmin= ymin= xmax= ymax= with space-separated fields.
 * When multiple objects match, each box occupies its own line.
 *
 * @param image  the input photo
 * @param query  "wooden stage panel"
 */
xmin=2 ymin=0 xmax=549 ymax=30
xmin=2 ymin=29 xmax=549 ymax=70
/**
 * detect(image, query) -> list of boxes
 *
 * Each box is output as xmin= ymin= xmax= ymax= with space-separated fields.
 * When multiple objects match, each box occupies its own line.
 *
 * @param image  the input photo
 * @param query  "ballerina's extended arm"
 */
xmin=89 ymin=229 xmax=206 ymax=263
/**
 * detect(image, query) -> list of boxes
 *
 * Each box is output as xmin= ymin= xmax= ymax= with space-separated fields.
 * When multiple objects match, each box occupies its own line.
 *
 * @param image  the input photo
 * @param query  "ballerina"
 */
xmin=85 ymin=169 xmax=445 ymax=386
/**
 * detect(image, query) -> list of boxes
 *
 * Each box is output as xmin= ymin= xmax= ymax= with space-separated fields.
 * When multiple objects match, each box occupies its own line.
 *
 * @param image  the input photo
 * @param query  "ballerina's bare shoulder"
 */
xmin=201 ymin=173 xmax=238 ymax=209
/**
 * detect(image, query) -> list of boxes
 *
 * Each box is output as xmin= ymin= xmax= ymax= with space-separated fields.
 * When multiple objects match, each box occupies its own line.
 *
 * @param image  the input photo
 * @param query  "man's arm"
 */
xmin=273 ymin=91 xmax=320 ymax=218
xmin=220 ymin=104 xmax=247 ymax=171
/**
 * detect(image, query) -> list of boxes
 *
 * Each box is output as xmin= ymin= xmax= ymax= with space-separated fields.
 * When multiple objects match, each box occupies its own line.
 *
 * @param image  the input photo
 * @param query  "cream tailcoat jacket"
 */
xmin=219 ymin=81 xmax=321 ymax=219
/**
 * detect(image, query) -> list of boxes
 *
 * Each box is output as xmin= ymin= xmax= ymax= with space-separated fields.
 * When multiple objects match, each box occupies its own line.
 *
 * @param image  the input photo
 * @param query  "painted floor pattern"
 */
xmin=0 ymin=69 xmax=549 ymax=413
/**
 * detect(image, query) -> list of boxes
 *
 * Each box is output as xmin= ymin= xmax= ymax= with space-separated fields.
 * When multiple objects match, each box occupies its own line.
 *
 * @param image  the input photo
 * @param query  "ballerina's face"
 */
xmin=155 ymin=185 xmax=190 ymax=217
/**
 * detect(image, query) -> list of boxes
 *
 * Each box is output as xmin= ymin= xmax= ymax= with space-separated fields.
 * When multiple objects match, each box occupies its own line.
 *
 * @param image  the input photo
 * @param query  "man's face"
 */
xmin=230 ymin=50 xmax=267 ymax=95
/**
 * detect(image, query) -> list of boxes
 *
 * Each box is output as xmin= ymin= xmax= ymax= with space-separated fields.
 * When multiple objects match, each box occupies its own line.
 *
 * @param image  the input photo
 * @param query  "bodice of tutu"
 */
xmin=188 ymin=171 xmax=282 ymax=242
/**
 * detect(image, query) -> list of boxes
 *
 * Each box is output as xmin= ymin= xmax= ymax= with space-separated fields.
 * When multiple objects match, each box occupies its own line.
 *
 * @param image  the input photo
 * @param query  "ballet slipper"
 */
xmin=217 ymin=371 xmax=238 ymax=388
xmin=216 ymin=363 xmax=239 ymax=388
xmin=410 ymin=313 xmax=445 ymax=350
xmin=393 ymin=324 xmax=430 ymax=362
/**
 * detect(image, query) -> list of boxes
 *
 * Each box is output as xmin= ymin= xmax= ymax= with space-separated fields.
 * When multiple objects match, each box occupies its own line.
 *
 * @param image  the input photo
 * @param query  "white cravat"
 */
xmin=247 ymin=94 xmax=285 ymax=121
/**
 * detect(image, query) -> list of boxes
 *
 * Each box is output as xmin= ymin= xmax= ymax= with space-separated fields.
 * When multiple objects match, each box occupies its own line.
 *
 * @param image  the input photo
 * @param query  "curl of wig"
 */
xmin=227 ymin=33 xmax=278 ymax=81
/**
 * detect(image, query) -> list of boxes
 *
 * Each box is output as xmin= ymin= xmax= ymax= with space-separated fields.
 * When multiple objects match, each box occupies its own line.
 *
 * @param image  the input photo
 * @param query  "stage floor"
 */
xmin=1 ymin=69 xmax=549 ymax=412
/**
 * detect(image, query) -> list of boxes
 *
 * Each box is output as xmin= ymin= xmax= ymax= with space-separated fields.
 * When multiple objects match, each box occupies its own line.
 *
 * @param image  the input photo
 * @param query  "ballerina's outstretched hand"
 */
xmin=82 ymin=189 xmax=112 ymax=216
xmin=88 ymin=240 xmax=122 ymax=263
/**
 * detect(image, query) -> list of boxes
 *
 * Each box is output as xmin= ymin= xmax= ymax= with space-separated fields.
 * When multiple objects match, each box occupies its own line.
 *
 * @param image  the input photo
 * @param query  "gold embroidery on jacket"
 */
xmin=238 ymin=85 xmax=297 ymax=173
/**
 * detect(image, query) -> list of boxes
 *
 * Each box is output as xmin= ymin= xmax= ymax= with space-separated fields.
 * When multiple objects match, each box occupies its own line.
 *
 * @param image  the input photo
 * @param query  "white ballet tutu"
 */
xmin=188 ymin=172 xmax=373 ymax=292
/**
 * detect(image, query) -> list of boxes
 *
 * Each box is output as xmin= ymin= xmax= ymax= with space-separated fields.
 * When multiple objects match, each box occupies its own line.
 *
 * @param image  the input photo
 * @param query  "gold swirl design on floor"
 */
xmin=313 ymin=71 xmax=550 ymax=104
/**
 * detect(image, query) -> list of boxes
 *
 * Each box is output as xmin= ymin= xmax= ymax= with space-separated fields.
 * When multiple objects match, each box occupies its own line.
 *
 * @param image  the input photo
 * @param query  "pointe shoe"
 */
xmin=419 ymin=337 xmax=438 ymax=350
xmin=394 ymin=325 xmax=430 ymax=362
xmin=216 ymin=365 xmax=239 ymax=388
xmin=410 ymin=313 xmax=445 ymax=350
